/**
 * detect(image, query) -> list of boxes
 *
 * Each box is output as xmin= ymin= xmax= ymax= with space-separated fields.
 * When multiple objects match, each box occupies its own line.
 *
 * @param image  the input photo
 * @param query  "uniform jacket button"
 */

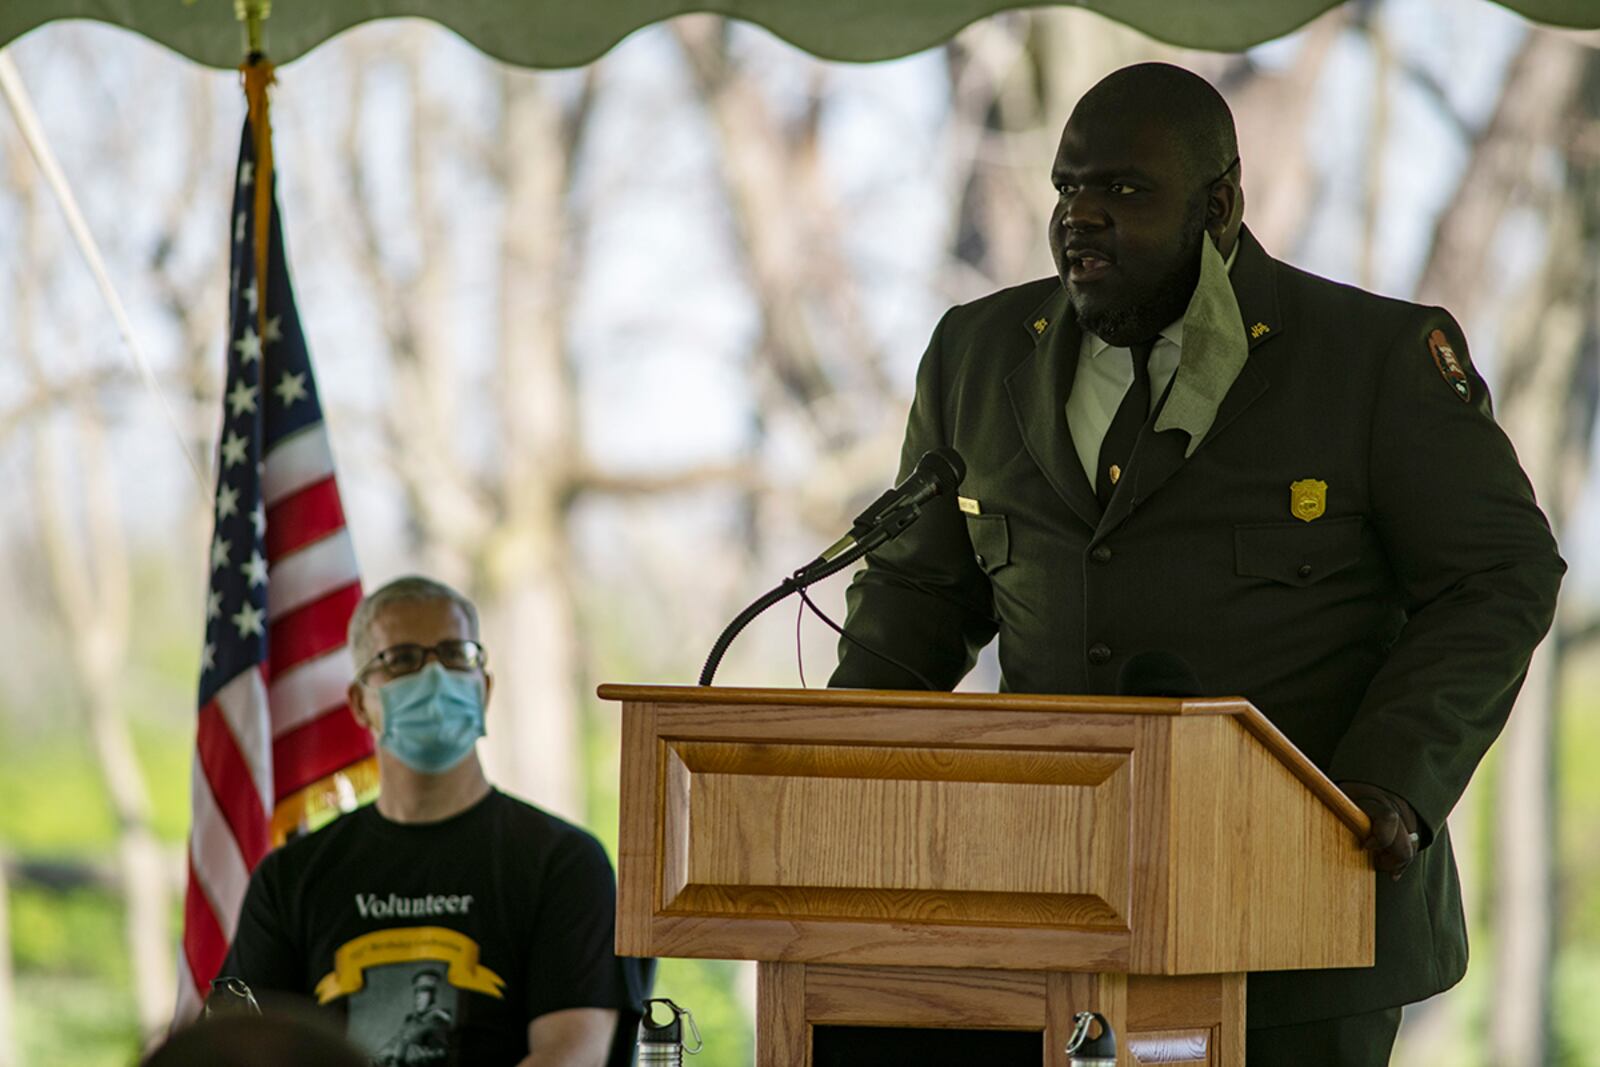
xmin=1297 ymin=563 xmax=1313 ymax=578
xmin=1088 ymin=643 xmax=1112 ymax=665
xmin=1091 ymin=544 xmax=1112 ymax=564
xmin=975 ymin=553 xmax=987 ymax=568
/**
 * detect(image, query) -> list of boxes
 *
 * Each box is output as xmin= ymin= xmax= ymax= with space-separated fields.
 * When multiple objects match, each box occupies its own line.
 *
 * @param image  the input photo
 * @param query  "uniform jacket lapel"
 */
xmin=1099 ymin=226 xmax=1283 ymax=538
xmin=1196 ymin=226 xmax=1281 ymax=451
xmin=1005 ymin=288 xmax=1103 ymax=530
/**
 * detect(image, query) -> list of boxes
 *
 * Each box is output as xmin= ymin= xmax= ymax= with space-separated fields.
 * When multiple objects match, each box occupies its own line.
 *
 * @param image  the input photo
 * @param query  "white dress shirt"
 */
xmin=1065 ymin=242 xmax=1239 ymax=483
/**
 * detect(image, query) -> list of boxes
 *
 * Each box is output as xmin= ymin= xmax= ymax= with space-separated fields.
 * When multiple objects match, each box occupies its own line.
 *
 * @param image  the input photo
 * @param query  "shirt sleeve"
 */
xmin=216 ymin=850 xmax=303 ymax=999
xmin=1326 ymin=307 xmax=1565 ymax=839
xmin=524 ymin=830 xmax=633 ymax=1020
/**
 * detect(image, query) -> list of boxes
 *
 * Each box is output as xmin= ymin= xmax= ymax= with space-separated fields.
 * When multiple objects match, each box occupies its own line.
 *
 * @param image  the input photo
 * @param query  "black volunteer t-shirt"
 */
xmin=220 ymin=789 xmax=642 ymax=1066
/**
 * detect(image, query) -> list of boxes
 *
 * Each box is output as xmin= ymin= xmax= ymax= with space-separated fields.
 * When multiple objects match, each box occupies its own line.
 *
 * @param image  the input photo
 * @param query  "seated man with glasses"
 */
xmin=216 ymin=576 xmax=648 ymax=1067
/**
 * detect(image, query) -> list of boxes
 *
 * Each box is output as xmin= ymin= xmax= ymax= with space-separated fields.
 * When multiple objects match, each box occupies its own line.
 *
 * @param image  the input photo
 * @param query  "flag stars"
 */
xmin=202 ymin=643 xmax=216 ymax=672
xmin=206 ymin=588 xmax=223 ymax=620
xmin=242 ymin=550 xmax=269 ymax=588
xmin=243 ymin=281 xmax=259 ymax=315
xmin=235 ymin=212 xmax=246 ymax=245
xmin=239 ymin=159 xmax=254 ymax=187
xmin=275 ymin=371 xmax=307 ymax=407
xmin=211 ymin=533 xmax=231 ymax=571
xmin=231 ymin=600 xmax=265 ymax=640
xmin=251 ymin=502 xmax=267 ymax=537
xmin=227 ymin=380 xmax=259 ymax=418
xmin=233 ymin=327 xmax=262 ymax=364
xmin=221 ymin=431 xmax=249 ymax=468
xmin=217 ymin=483 xmax=240 ymax=519
xmin=264 ymin=315 xmax=282 ymax=345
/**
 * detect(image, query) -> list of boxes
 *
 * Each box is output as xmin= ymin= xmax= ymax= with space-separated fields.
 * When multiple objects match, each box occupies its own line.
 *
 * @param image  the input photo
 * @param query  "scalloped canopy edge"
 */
xmin=2 ymin=0 xmax=1597 ymax=69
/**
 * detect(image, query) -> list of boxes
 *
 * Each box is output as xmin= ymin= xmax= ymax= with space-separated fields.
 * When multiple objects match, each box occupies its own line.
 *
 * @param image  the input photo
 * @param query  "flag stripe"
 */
xmin=264 ymin=475 xmax=346 ymax=563
xmin=174 ymin=951 xmax=203 ymax=1021
xmin=212 ymin=669 xmax=275 ymax=818
xmin=196 ymin=701 xmax=271 ymax=869
xmin=182 ymin=868 xmax=230 ymax=998
xmin=262 ymin=426 xmax=335 ymax=506
xmin=269 ymin=648 xmax=353 ymax=738
xmin=273 ymin=706 xmax=374 ymax=800
xmin=268 ymin=532 xmax=360 ymax=619
xmin=187 ymin=761 xmax=250 ymax=935
xmin=267 ymin=582 xmax=362 ymax=680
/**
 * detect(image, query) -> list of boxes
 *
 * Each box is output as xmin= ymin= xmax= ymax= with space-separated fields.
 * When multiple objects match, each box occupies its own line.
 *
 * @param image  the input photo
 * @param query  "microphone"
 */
xmin=698 ymin=448 xmax=966 ymax=687
xmin=809 ymin=448 xmax=967 ymax=570
xmin=1116 ymin=651 xmax=1203 ymax=698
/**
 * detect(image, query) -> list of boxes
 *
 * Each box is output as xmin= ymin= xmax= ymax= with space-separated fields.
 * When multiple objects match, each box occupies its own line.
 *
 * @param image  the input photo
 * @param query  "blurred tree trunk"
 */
xmin=6 ymin=126 xmax=174 ymax=1039
xmin=673 ymin=16 xmax=905 ymax=525
xmin=336 ymin=32 xmax=591 ymax=817
xmin=1414 ymin=33 xmax=1599 ymax=1067
xmin=476 ymin=67 xmax=596 ymax=817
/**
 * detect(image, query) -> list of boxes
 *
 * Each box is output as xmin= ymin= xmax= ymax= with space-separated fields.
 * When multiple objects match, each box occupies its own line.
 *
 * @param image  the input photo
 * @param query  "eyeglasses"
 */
xmin=1204 ymin=155 xmax=1241 ymax=188
xmin=358 ymin=639 xmax=487 ymax=683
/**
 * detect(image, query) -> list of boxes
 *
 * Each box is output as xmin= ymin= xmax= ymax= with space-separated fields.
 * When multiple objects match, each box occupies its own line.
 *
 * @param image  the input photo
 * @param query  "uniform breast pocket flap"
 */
xmin=1235 ymin=516 xmax=1363 ymax=587
xmin=965 ymin=513 xmax=1011 ymax=575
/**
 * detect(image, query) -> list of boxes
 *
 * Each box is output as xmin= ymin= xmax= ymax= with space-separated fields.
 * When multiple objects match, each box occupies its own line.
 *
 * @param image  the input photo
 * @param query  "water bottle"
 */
xmin=204 ymin=975 xmax=261 ymax=1017
xmin=637 ymin=998 xmax=702 ymax=1066
xmin=1065 ymin=1010 xmax=1117 ymax=1067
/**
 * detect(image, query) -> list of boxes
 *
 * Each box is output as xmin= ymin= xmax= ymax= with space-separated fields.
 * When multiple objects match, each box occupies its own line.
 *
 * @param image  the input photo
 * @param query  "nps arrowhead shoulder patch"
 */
xmin=1427 ymin=328 xmax=1470 ymax=403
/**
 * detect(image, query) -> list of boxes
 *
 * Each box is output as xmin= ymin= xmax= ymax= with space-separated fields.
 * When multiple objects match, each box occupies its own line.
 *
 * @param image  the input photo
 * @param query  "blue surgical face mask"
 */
xmin=377 ymin=662 xmax=486 ymax=774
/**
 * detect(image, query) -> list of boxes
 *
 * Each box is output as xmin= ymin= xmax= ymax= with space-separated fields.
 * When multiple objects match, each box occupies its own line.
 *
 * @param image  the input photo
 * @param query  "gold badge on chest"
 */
xmin=1290 ymin=479 xmax=1328 ymax=522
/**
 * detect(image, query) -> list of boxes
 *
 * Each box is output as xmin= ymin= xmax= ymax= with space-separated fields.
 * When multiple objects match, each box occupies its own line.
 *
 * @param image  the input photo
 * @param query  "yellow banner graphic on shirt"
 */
xmin=315 ymin=926 xmax=506 ymax=1004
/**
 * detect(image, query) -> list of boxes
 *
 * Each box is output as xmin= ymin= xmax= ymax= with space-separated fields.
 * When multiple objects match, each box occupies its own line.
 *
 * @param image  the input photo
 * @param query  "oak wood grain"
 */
xmin=1168 ymin=716 xmax=1373 ymax=974
xmin=666 ymin=885 xmax=1124 ymax=927
xmin=611 ymin=689 xmax=1373 ymax=976
xmin=655 ymin=703 xmax=1140 ymax=750
xmin=1129 ymin=717 xmax=1173 ymax=973
xmin=1217 ymin=973 xmax=1245 ymax=1067
xmin=614 ymin=702 xmax=656 ymax=957
xmin=601 ymin=684 xmax=1369 ymax=835
xmin=672 ymin=739 xmax=1128 ymax=785
xmin=638 ymin=913 xmax=1132 ymax=972
xmin=599 ymin=682 xmax=1225 ymax=715
xmin=1125 ymin=974 xmax=1223 ymax=1030
xmin=681 ymin=757 xmax=1130 ymax=901
xmin=804 ymin=965 xmax=1046 ymax=1029
xmin=756 ymin=962 xmax=809 ymax=1067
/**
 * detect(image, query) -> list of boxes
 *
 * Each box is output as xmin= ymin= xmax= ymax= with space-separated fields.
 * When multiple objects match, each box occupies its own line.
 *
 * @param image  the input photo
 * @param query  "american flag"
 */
xmin=175 ymin=106 xmax=376 ymax=1023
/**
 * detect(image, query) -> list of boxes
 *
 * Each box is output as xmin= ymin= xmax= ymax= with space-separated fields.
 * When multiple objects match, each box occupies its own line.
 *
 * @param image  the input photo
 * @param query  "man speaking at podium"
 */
xmin=830 ymin=63 xmax=1563 ymax=1064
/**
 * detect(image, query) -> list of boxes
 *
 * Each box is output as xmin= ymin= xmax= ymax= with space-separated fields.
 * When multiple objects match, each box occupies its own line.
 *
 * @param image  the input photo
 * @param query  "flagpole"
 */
xmin=238 ymin=0 xmax=273 ymax=340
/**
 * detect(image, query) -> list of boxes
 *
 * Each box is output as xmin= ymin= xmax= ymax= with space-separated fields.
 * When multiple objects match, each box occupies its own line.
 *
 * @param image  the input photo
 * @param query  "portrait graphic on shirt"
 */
xmin=315 ymin=925 xmax=505 ymax=1066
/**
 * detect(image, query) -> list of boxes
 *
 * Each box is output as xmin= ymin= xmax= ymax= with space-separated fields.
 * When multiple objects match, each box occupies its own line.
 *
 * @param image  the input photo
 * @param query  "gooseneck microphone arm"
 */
xmin=697 ymin=541 xmax=872 ymax=688
xmin=697 ymin=448 xmax=965 ymax=688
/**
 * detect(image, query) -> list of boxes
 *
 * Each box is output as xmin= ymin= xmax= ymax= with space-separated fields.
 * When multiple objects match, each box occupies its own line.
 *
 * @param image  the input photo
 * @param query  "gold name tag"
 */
xmin=957 ymin=496 xmax=981 ymax=516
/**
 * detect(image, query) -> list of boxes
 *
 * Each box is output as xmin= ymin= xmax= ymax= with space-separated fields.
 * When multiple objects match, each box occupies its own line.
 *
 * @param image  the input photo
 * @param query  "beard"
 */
xmin=1069 ymin=198 xmax=1209 ymax=347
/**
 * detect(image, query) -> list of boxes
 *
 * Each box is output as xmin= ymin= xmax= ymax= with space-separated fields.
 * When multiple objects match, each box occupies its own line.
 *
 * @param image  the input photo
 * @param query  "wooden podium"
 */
xmin=598 ymin=685 xmax=1374 ymax=1066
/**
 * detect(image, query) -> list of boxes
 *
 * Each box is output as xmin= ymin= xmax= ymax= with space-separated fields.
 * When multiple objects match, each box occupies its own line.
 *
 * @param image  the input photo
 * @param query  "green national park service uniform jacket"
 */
xmin=830 ymin=226 xmax=1565 ymax=1024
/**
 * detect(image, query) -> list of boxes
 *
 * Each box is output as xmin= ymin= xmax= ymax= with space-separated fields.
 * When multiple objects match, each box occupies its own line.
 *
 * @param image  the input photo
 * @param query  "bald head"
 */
xmin=1047 ymin=63 xmax=1244 ymax=345
xmin=1072 ymin=63 xmax=1238 ymax=188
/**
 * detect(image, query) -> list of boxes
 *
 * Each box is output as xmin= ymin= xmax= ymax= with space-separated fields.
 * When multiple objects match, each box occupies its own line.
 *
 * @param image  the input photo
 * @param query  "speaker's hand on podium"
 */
xmin=1340 ymin=781 xmax=1421 ymax=881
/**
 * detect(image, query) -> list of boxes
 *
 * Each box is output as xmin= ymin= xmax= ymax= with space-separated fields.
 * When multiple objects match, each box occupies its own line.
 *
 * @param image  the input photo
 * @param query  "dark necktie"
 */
xmin=1095 ymin=338 xmax=1156 ymax=507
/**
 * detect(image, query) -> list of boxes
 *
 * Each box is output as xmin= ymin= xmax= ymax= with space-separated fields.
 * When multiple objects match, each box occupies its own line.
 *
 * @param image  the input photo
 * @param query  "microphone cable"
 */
xmin=795 ymin=584 xmax=940 ymax=692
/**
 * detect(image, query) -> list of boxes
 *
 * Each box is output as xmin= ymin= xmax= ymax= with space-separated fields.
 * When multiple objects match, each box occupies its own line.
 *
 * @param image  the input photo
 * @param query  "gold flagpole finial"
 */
xmin=234 ymin=0 xmax=271 ymax=58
